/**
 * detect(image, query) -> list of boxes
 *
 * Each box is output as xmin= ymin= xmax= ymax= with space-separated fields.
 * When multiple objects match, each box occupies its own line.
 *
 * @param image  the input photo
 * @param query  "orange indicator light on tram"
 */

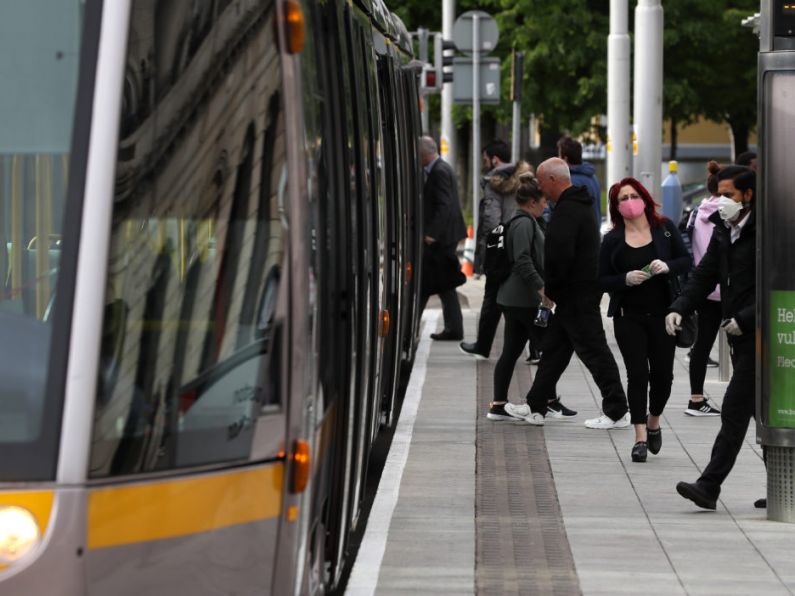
xmin=283 ymin=0 xmax=305 ymax=54
xmin=290 ymin=440 xmax=310 ymax=494
xmin=378 ymin=309 xmax=391 ymax=337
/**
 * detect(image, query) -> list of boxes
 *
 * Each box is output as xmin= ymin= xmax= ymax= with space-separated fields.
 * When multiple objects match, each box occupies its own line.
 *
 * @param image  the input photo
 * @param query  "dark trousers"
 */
xmin=474 ymin=275 xmax=502 ymax=356
xmin=613 ymin=312 xmax=676 ymax=425
xmin=689 ymin=299 xmax=722 ymax=394
xmin=493 ymin=307 xmax=544 ymax=402
xmin=419 ymin=288 xmax=463 ymax=338
xmin=526 ymin=296 xmax=628 ymax=419
xmin=698 ymin=340 xmax=756 ymax=497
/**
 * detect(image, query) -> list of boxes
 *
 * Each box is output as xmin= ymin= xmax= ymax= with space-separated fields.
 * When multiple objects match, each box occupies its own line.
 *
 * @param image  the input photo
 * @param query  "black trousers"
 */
xmin=473 ymin=274 xmax=502 ymax=356
xmin=419 ymin=288 xmax=464 ymax=338
xmin=698 ymin=339 xmax=756 ymax=497
xmin=493 ymin=306 xmax=545 ymax=402
xmin=526 ymin=295 xmax=628 ymax=419
xmin=613 ymin=312 xmax=676 ymax=425
xmin=689 ymin=299 xmax=722 ymax=394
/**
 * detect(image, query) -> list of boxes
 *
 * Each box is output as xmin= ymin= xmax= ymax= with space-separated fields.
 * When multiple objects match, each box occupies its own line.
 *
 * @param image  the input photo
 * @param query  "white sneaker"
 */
xmin=584 ymin=412 xmax=631 ymax=429
xmin=504 ymin=403 xmax=545 ymax=426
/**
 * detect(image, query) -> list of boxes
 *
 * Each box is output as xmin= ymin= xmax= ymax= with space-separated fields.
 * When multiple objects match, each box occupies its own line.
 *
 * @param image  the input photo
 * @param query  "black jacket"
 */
xmin=599 ymin=218 xmax=691 ymax=317
xmin=423 ymin=158 xmax=467 ymax=246
xmin=670 ymin=209 xmax=756 ymax=341
xmin=544 ymin=185 xmax=600 ymax=302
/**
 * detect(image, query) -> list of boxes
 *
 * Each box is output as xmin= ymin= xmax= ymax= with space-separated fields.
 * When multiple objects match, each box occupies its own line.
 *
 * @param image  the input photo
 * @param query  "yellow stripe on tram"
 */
xmin=88 ymin=464 xmax=283 ymax=549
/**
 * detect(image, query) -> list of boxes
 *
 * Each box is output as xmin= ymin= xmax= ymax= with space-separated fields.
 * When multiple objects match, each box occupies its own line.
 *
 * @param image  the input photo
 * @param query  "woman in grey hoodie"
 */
xmin=486 ymin=176 xmax=577 ymax=422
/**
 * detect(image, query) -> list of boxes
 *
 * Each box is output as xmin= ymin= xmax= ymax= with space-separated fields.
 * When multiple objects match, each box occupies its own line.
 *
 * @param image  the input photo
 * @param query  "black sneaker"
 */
xmin=706 ymin=356 xmax=719 ymax=368
xmin=676 ymin=481 xmax=717 ymax=510
xmin=631 ymin=441 xmax=648 ymax=462
xmin=525 ymin=349 xmax=542 ymax=365
xmin=546 ymin=398 xmax=577 ymax=419
xmin=487 ymin=402 xmax=514 ymax=421
xmin=459 ymin=341 xmax=488 ymax=360
xmin=754 ymin=498 xmax=767 ymax=509
xmin=685 ymin=399 xmax=721 ymax=417
xmin=647 ymin=427 xmax=662 ymax=455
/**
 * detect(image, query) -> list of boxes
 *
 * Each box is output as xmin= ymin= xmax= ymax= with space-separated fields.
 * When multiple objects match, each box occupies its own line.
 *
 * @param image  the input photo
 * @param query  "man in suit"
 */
xmin=419 ymin=136 xmax=467 ymax=340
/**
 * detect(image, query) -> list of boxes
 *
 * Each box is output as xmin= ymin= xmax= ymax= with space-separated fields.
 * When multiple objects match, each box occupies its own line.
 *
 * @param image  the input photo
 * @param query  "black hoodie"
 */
xmin=544 ymin=185 xmax=600 ymax=302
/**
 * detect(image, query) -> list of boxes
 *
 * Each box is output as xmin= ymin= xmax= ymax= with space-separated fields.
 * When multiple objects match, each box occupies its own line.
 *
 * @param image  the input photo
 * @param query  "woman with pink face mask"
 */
xmin=599 ymin=177 xmax=691 ymax=462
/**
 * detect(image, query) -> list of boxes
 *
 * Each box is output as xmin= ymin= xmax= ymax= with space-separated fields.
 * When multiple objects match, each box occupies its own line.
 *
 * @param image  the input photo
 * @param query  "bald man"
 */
xmin=504 ymin=158 xmax=630 ymax=428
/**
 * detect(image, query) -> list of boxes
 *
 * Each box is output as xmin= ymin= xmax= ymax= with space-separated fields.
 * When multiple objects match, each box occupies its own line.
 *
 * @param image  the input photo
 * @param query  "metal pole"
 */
xmin=512 ymin=102 xmax=521 ymax=163
xmin=441 ymin=0 xmax=456 ymax=168
xmin=418 ymin=28 xmax=429 ymax=133
xmin=719 ymin=330 xmax=732 ymax=382
xmin=633 ymin=0 xmax=663 ymax=202
xmin=472 ymin=14 xmax=480 ymax=238
xmin=607 ymin=0 xmax=631 ymax=194
xmin=511 ymin=50 xmax=523 ymax=163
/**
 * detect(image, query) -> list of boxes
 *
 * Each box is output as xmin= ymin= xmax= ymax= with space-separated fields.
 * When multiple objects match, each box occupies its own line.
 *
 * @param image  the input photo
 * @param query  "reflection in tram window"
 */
xmin=90 ymin=0 xmax=287 ymax=477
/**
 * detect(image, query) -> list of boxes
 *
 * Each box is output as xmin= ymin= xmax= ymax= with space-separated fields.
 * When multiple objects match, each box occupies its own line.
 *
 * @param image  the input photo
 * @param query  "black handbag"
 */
xmin=668 ymin=274 xmax=698 ymax=348
xmin=675 ymin=311 xmax=698 ymax=349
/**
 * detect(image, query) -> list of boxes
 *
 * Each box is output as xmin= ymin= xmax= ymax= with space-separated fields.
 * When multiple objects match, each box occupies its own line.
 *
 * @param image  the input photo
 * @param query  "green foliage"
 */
xmin=395 ymin=0 xmax=758 ymax=146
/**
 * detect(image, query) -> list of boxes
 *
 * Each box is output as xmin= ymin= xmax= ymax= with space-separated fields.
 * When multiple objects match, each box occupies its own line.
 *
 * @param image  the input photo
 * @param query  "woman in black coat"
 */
xmin=599 ymin=177 xmax=691 ymax=462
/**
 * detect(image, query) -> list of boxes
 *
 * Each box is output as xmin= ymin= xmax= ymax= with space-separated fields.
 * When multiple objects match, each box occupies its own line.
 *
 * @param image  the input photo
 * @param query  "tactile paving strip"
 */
xmin=475 ymin=335 xmax=581 ymax=595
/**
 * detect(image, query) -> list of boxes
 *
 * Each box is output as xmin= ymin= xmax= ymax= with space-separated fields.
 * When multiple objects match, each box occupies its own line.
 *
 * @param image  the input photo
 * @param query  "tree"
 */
xmin=663 ymin=1 xmax=758 ymax=159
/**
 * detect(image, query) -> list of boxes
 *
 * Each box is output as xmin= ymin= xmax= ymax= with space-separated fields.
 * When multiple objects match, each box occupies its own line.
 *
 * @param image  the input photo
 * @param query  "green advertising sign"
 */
xmin=769 ymin=290 xmax=795 ymax=428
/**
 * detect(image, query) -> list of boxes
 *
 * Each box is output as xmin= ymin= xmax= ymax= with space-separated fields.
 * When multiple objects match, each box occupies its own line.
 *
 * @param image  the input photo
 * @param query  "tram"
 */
xmin=0 ymin=0 xmax=424 ymax=593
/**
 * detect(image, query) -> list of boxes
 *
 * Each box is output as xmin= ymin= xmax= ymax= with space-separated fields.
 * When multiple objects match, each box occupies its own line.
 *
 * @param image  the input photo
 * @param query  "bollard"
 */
xmin=718 ymin=330 xmax=731 ymax=382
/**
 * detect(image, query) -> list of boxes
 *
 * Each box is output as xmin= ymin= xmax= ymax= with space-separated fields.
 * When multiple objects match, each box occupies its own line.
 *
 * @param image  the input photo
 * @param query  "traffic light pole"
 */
xmin=511 ymin=50 xmax=523 ymax=163
xmin=441 ymin=0 xmax=455 ymax=169
xmin=471 ymin=13 xmax=481 ymax=238
xmin=417 ymin=28 xmax=430 ymax=133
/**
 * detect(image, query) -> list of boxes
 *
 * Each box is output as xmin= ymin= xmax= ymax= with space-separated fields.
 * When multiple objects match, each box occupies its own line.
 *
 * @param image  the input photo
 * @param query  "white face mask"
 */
xmin=717 ymin=197 xmax=744 ymax=222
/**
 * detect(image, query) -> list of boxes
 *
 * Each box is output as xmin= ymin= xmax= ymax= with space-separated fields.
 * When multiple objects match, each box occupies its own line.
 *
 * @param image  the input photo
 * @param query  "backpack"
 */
xmin=482 ymin=214 xmax=527 ymax=284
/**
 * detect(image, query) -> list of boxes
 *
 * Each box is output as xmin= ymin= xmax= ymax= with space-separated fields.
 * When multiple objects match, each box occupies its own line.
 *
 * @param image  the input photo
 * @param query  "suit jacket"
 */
xmin=423 ymin=158 xmax=466 ymax=246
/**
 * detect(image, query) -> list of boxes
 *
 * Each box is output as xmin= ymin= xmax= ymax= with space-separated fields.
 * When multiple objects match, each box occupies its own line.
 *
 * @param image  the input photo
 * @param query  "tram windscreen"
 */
xmin=0 ymin=1 xmax=84 ymax=478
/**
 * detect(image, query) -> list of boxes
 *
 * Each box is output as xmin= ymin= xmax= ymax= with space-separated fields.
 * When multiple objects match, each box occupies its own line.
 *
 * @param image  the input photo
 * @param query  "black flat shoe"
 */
xmin=430 ymin=330 xmax=463 ymax=341
xmin=631 ymin=441 xmax=647 ymax=462
xmin=647 ymin=427 xmax=662 ymax=455
xmin=754 ymin=498 xmax=767 ymax=509
xmin=676 ymin=481 xmax=717 ymax=510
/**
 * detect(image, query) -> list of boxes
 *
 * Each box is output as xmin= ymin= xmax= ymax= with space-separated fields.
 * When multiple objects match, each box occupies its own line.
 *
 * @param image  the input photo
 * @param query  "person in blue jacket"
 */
xmin=558 ymin=136 xmax=601 ymax=230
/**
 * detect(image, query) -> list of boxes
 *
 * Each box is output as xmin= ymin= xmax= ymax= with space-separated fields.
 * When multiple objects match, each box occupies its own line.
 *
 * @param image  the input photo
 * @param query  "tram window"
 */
xmin=0 ymin=1 xmax=84 ymax=480
xmin=89 ymin=0 xmax=287 ymax=477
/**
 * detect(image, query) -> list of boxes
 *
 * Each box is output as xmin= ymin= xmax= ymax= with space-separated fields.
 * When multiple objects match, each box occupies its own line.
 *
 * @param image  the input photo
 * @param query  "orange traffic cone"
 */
xmin=461 ymin=225 xmax=475 ymax=277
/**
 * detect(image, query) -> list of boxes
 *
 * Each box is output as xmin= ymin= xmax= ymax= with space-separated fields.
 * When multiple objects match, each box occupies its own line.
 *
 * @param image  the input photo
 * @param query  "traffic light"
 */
xmin=434 ymin=34 xmax=456 ymax=86
xmin=421 ymin=63 xmax=438 ymax=92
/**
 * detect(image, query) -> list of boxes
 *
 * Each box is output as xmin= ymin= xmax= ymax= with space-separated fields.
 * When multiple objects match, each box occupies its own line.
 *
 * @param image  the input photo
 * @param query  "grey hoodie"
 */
xmin=475 ymin=161 xmax=533 ymax=271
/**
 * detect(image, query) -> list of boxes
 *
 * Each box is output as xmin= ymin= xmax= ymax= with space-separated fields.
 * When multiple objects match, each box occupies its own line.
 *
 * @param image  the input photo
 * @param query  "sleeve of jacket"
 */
xmin=425 ymin=168 xmax=454 ymax=241
xmin=511 ymin=219 xmax=544 ymax=292
xmin=598 ymin=233 xmax=629 ymax=292
xmin=663 ymin=220 xmax=692 ymax=275
xmin=670 ymin=229 xmax=721 ymax=315
xmin=735 ymin=304 xmax=755 ymax=334
xmin=543 ymin=201 xmax=579 ymax=289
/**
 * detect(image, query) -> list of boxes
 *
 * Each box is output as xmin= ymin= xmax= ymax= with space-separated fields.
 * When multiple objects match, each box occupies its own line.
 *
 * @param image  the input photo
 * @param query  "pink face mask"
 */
xmin=618 ymin=198 xmax=645 ymax=219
